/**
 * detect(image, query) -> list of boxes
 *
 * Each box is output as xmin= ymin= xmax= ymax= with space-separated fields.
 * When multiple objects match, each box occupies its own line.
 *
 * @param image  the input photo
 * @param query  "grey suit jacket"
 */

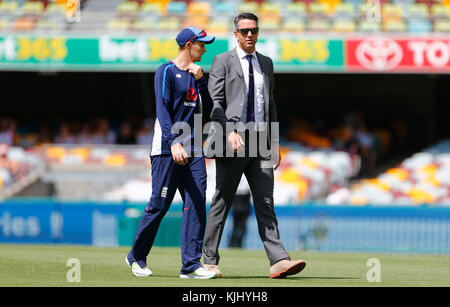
xmin=205 ymin=47 xmax=279 ymax=157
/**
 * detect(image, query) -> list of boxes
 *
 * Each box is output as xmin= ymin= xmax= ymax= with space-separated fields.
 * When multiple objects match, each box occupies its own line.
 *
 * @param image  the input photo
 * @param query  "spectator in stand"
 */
xmin=55 ymin=123 xmax=78 ymax=144
xmin=78 ymin=122 xmax=95 ymax=144
xmin=0 ymin=117 xmax=17 ymax=145
xmin=136 ymin=118 xmax=154 ymax=146
xmin=36 ymin=122 xmax=52 ymax=145
xmin=355 ymin=120 xmax=377 ymax=176
xmin=116 ymin=121 xmax=136 ymax=144
xmin=333 ymin=124 xmax=359 ymax=156
xmin=93 ymin=118 xmax=117 ymax=144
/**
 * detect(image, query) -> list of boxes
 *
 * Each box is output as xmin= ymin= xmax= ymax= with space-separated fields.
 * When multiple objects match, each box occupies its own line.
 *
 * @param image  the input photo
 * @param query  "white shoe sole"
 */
xmin=132 ymin=270 xmax=152 ymax=277
xmin=126 ymin=256 xmax=152 ymax=277
xmin=180 ymin=273 xmax=216 ymax=279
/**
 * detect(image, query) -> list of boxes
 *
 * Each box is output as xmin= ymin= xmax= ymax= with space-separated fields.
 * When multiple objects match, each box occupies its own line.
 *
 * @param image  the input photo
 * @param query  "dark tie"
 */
xmin=246 ymin=54 xmax=255 ymax=123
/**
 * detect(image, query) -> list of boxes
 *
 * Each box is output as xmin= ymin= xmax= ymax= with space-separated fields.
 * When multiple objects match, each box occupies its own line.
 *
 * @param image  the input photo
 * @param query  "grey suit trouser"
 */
xmin=202 ymin=154 xmax=290 ymax=266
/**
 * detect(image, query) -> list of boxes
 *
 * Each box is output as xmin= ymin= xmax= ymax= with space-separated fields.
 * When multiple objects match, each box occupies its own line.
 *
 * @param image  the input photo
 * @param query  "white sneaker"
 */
xmin=180 ymin=267 xmax=217 ymax=279
xmin=128 ymin=258 xmax=152 ymax=277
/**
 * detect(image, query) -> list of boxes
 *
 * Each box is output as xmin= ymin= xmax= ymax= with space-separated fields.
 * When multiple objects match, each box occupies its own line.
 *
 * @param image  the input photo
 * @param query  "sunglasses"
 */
xmin=187 ymin=29 xmax=207 ymax=45
xmin=236 ymin=27 xmax=259 ymax=35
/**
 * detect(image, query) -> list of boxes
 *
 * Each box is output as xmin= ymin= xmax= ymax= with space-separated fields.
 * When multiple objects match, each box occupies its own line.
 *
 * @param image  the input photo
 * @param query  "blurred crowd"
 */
xmin=0 ymin=116 xmax=155 ymax=148
xmin=1 ymin=112 xmax=418 ymax=178
xmin=282 ymin=111 xmax=412 ymax=177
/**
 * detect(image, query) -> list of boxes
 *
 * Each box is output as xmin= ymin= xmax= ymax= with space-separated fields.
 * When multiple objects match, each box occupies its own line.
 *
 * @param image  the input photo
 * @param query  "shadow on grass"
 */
xmin=219 ymin=276 xmax=361 ymax=281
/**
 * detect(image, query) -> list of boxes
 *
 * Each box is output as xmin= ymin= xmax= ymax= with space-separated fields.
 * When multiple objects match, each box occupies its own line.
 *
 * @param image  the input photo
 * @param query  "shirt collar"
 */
xmin=236 ymin=45 xmax=257 ymax=59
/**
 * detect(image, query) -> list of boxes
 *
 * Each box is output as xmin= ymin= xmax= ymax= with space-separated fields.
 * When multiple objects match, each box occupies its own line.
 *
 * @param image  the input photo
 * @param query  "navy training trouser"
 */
xmin=127 ymin=155 xmax=207 ymax=275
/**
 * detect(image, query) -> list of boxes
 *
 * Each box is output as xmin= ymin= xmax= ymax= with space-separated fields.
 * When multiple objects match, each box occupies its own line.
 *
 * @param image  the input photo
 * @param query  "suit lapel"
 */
xmin=230 ymin=48 xmax=244 ymax=80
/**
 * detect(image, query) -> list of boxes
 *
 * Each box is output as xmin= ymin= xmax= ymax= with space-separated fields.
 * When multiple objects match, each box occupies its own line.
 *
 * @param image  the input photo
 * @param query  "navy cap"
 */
xmin=176 ymin=27 xmax=215 ymax=47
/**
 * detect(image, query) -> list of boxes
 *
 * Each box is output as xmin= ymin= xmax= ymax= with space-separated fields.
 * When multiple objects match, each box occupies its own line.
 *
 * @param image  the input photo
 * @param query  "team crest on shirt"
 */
xmin=184 ymin=86 xmax=197 ymax=107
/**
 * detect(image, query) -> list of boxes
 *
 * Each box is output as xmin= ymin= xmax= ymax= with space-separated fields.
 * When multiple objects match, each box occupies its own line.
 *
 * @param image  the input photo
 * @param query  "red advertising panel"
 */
xmin=346 ymin=36 xmax=450 ymax=73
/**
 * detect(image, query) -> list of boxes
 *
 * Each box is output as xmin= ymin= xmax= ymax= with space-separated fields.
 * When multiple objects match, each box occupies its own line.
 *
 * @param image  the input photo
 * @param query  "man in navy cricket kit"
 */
xmin=125 ymin=27 xmax=217 ymax=279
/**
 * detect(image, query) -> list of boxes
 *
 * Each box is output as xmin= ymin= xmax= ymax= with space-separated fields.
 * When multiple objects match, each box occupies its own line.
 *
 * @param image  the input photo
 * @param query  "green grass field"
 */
xmin=0 ymin=244 xmax=449 ymax=287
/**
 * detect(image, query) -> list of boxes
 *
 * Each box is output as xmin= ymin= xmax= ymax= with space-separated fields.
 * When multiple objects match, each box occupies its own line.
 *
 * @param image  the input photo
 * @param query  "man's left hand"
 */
xmin=188 ymin=63 xmax=204 ymax=80
xmin=273 ymin=143 xmax=282 ymax=170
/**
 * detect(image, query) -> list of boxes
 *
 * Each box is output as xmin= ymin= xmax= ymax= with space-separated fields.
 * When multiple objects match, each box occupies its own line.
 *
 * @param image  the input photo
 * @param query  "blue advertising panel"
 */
xmin=0 ymin=200 xmax=126 ymax=246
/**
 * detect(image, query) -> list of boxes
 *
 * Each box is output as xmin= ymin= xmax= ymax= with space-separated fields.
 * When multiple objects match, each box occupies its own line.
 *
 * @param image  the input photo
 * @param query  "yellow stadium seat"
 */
xmin=117 ymin=1 xmax=141 ymax=16
xmin=46 ymin=3 xmax=66 ymax=15
xmin=259 ymin=18 xmax=281 ymax=31
xmin=334 ymin=2 xmax=355 ymax=17
xmin=278 ymin=168 xmax=309 ymax=201
xmin=158 ymin=16 xmax=180 ymax=31
xmin=133 ymin=19 xmax=153 ymax=31
xmin=285 ymin=2 xmax=307 ymax=19
xmin=382 ymin=3 xmax=404 ymax=19
xmin=0 ymin=18 xmax=10 ymax=30
xmin=181 ymin=15 xmax=209 ymax=30
xmin=282 ymin=18 xmax=306 ymax=32
xmin=333 ymin=19 xmax=356 ymax=32
xmin=386 ymin=168 xmax=409 ymax=181
xmin=407 ymin=187 xmax=434 ymax=204
xmin=309 ymin=2 xmax=330 ymax=17
xmin=319 ymin=0 xmax=342 ymax=13
xmin=0 ymin=1 xmax=18 ymax=14
xmin=104 ymin=154 xmax=126 ymax=167
xmin=185 ymin=1 xmax=210 ymax=28
xmin=259 ymin=2 xmax=281 ymax=25
xmin=187 ymin=1 xmax=211 ymax=16
xmin=383 ymin=18 xmax=407 ymax=32
xmin=308 ymin=18 xmax=331 ymax=31
xmin=237 ymin=2 xmax=259 ymax=13
xmin=146 ymin=0 xmax=171 ymax=10
xmin=358 ymin=19 xmax=381 ymax=32
xmin=69 ymin=147 xmax=90 ymax=162
xmin=107 ymin=18 xmax=132 ymax=31
xmin=407 ymin=3 xmax=429 ymax=19
xmin=434 ymin=19 xmax=450 ymax=32
xmin=140 ymin=2 xmax=164 ymax=16
xmin=22 ymin=1 xmax=45 ymax=15
xmin=208 ymin=19 xmax=231 ymax=34
xmin=431 ymin=4 xmax=450 ymax=18
xmin=46 ymin=146 xmax=67 ymax=161
xmin=259 ymin=2 xmax=281 ymax=15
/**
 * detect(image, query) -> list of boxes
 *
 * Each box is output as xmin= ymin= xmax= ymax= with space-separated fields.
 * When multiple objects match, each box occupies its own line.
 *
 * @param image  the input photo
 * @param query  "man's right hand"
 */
xmin=227 ymin=132 xmax=245 ymax=152
xmin=171 ymin=143 xmax=189 ymax=166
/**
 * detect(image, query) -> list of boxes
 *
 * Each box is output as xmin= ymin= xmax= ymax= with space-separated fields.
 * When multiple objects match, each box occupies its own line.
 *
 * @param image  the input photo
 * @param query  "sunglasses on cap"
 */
xmin=236 ymin=27 xmax=259 ymax=35
xmin=186 ymin=29 xmax=207 ymax=45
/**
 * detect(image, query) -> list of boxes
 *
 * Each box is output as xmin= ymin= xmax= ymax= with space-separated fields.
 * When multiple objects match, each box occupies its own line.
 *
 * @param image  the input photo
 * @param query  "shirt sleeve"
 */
xmin=154 ymin=65 xmax=180 ymax=146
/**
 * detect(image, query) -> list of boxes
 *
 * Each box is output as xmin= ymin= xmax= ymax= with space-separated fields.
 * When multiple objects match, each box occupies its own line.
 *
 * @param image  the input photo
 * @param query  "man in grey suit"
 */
xmin=203 ymin=13 xmax=306 ymax=279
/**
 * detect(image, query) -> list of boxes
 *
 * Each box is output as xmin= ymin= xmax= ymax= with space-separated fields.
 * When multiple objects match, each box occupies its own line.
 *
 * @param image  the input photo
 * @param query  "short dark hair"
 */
xmin=233 ymin=12 xmax=258 ymax=29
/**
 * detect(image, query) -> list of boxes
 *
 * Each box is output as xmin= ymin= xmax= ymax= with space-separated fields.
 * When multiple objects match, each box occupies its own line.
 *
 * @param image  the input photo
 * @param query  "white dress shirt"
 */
xmin=236 ymin=46 xmax=265 ymax=130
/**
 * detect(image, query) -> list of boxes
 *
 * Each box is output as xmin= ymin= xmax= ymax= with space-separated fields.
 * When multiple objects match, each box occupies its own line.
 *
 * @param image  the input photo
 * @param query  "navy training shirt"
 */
xmin=150 ymin=61 xmax=213 ymax=157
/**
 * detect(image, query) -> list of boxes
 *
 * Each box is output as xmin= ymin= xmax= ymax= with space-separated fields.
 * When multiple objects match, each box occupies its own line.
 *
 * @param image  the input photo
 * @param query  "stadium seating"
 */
xmin=327 ymin=140 xmax=450 ymax=205
xmin=0 ymin=0 xmax=449 ymax=33
xmin=97 ymin=144 xmax=360 ymax=205
xmin=0 ymin=0 xmax=89 ymax=31
xmin=0 ymin=144 xmax=44 ymax=199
